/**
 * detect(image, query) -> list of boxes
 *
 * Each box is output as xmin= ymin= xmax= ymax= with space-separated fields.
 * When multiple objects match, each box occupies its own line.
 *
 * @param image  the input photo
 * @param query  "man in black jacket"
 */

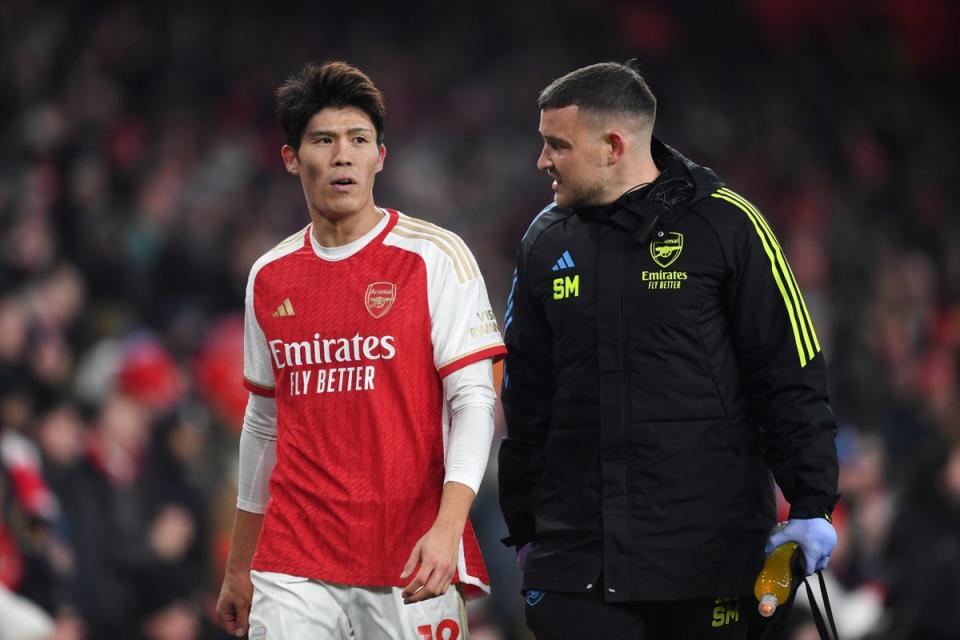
xmin=498 ymin=61 xmax=839 ymax=639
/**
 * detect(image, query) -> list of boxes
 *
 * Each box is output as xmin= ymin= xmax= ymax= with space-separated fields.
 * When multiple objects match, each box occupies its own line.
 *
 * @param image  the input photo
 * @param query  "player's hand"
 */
xmin=400 ymin=523 xmax=461 ymax=604
xmin=765 ymin=517 xmax=837 ymax=575
xmin=215 ymin=569 xmax=253 ymax=637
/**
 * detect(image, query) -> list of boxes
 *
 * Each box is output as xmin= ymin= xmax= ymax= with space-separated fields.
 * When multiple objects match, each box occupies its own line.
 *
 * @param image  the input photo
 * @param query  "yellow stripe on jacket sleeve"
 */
xmin=718 ymin=188 xmax=821 ymax=354
xmin=712 ymin=190 xmax=812 ymax=367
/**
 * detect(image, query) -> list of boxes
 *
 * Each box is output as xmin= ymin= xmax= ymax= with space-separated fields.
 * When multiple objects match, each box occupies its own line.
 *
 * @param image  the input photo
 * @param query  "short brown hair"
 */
xmin=538 ymin=60 xmax=656 ymax=123
xmin=276 ymin=61 xmax=386 ymax=150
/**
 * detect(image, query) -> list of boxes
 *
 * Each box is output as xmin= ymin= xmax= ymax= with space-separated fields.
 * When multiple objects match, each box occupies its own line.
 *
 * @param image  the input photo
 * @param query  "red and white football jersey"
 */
xmin=242 ymin=209 xmax=506 ymax=596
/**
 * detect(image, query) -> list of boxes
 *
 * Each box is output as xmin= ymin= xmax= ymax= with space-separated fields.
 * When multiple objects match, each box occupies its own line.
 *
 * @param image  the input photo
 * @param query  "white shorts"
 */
xmin=249 ymin=570 xmax=469 ymax=640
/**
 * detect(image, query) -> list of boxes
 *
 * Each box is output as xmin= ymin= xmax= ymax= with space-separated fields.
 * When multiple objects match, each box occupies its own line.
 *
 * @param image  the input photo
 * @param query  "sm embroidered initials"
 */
xmin=552 ymin=275 xmax=579 ymax=300
xmin=711 ymin=597 xmax=741 ymax=628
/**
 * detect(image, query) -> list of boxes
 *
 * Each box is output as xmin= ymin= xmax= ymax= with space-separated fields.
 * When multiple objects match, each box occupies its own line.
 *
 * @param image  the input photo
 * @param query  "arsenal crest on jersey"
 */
xmin=365 ymin=282 xmax=396 ymax=318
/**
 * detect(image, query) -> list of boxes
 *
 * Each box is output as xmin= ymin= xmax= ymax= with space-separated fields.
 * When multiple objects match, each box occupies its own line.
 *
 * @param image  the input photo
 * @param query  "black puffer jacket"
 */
xmin=499 ymin=138 xmax=838 ymax=601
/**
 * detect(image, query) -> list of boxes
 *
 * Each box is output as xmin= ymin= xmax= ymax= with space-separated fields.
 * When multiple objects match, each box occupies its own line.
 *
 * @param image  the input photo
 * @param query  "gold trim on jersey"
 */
xmin=272 ymin=224 xmax=310 ymax=253
xmin=391 ymin=226 xmax=467 ymax=283
xmin=392 ymin=216 xmax=478 ymax=283
xmin=397 ymin=216 xmax=477 ymax=275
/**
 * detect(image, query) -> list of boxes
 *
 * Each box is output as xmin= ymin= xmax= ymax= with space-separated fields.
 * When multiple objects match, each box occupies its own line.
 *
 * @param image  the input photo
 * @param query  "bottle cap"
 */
xmin=758 ymin=593 xmax=779 ymax=618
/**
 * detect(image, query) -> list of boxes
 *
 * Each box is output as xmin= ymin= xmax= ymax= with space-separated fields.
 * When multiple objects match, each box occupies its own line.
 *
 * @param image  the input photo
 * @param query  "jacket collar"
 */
xmin=574 ymin=137 xmax=724 ymax=245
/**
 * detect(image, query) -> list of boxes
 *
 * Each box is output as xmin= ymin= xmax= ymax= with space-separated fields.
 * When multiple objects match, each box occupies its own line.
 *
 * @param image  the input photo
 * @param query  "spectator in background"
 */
xmin=884 ymin=437 xmax=960 ymax=640
xmin=141 ymin=403 xmax=214 ymax=588
xmin=0 ymin=582 xmax=55 ymax=640
xmin=1 ymin=407 xmax=83 ymax=640
xmin=65 ymin=392 xmax=202 ymax=637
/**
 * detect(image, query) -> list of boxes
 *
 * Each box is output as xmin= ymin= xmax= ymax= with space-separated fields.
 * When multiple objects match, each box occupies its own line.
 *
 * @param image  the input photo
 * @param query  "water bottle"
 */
xmin=753 ymin=541 xmax=798 ymax=617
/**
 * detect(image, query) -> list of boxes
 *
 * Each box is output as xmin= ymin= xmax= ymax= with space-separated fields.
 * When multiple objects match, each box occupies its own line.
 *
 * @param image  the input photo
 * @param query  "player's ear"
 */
xmin=375 ymin=144 xmax=387 ymax=174
xmin=606 ymin=131 xmax=627 ymax=165
xmin=281 ymin=144 xmax=300 ymax=176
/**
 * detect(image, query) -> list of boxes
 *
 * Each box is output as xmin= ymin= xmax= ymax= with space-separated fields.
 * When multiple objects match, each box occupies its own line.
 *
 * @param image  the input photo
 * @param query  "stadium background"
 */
xmin=1 ymin=0 xmax=958 ymax=638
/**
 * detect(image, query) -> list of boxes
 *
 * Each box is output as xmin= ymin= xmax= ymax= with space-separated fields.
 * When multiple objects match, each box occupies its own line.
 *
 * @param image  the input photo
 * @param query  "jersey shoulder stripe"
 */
xmin=389 ymin=215 xmax=478 ymax=284
xmin=396 ymin=213 xmax=473 ymax=258
xmin=277 ymin=225 xmax=309 ymax=251
xmin=248 ymin=224 xmax=310 ymax=285
xmin=395 ymin=214 xmax=478 ymax=278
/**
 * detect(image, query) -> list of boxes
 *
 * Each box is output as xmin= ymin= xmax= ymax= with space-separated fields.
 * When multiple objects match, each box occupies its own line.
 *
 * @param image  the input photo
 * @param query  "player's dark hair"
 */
xmin=538 ymin=59 xmax=656 ymax=123
xmin=276 ymin=61 xmax=385 ymax=150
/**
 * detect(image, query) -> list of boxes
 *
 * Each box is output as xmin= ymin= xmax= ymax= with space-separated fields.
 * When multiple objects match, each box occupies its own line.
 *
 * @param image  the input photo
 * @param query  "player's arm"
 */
xmin=216 ymin=393 xmax=276 ymax=637
xmin=401 ymin=360 xmax=496 ymax=603
xmin=218 ymin=510 xmax=264 ymax=638
xmin=717 ymin=191 xmax=838 ymax=515
xmin=401 ymin=233 xmax=504 ymax=602
xmin=716 ymin=190 xmax=838 ymax=571
xmin=401 ymin=481 xmax=477 ymax=604
xmin=498 ymin=248 xmax=554 ymax=552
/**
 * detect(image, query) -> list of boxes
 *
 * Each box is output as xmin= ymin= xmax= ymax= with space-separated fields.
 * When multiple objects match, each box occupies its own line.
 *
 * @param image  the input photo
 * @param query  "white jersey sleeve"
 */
xmin=383 ymin=214 xmax=507 ymax=376
xmin=244 ymin=266 xmax=276 ymax=396
xmin=415 ymin=225 xmax=505 ymax=377
xmin=242 ymin=229 xmax=307 ymax=396
xmin=431 ymin=256 xmax=505 ymax=376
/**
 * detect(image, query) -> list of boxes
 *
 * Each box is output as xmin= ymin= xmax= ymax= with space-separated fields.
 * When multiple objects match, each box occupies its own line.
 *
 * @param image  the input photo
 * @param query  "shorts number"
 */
xmin=416 ymin=620 xmax=460 ymax=640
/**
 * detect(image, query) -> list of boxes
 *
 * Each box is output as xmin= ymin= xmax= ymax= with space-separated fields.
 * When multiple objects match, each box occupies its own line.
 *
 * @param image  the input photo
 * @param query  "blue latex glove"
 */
xmin=765 ymin=518 xmax=837 ymax=575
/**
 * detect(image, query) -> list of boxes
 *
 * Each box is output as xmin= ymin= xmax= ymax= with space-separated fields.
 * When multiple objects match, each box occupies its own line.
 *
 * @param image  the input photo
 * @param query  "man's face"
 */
xmin=282 ymin=106 xmax=385 ymax=222
xmin=537 ymin=105 xmax=610 ymax=208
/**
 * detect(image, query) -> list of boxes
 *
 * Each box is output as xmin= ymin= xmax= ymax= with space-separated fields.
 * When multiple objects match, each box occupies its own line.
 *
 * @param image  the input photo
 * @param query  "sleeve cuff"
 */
xmin=438 ymin=344 xmax=508 ymax=379
xmin=244 ymin=377 xmax=276 ymax=397
xmin=787 ymin=495 xmax=840 ymax=520
xmin=236 ymin=499 xmax=267 ymax=514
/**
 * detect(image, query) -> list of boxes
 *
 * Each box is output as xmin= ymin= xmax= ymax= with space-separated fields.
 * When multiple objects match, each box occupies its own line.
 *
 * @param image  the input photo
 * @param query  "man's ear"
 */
xmin=375 ymin=143 xmax=387 ymax=173
xmin=606 ymin=131 xmax=627 ymax=165
xmin=281 ymin=144 xmax=299 ymax=176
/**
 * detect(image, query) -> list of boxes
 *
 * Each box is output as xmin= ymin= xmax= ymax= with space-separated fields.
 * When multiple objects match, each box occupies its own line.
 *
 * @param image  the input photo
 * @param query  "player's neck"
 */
xmin=609 ymin=153 xmax=661 ymax=202
xmin=310 ymin=204 xmax=384 ymax=247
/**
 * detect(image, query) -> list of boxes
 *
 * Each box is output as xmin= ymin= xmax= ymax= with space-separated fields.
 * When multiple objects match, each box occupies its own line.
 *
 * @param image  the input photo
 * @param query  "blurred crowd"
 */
xmin=1 ymin=0 xmax=958 ymax=638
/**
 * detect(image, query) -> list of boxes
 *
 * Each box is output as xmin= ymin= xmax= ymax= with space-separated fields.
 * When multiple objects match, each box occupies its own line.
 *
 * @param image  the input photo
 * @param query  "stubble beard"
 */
xmin=559 ymin=180 xmax=607 ymax=209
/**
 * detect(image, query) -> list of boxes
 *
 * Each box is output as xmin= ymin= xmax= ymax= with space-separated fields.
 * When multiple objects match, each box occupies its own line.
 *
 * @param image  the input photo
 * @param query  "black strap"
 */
xmin=755 ymin=569 xmax=838 ymax=640
xmin=802 ymin=570 xmax=839 ymax=640
xmin=819 ymin=572 xmax=840 ymax=639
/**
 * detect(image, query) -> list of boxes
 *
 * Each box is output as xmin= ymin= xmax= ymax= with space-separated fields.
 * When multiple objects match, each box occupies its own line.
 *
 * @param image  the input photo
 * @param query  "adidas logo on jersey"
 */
xmin=551 ymin=250 xmax=576 ymax=271
xmin=272 ymin=298 xmax=295 ymax=318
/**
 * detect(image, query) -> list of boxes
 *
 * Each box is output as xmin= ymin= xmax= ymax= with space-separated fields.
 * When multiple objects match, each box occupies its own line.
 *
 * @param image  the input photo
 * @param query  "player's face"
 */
xmin=282 ymin=106 xmax=386 ymax=222
xmin=537 ymin=106 xmax=611 ymax=208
